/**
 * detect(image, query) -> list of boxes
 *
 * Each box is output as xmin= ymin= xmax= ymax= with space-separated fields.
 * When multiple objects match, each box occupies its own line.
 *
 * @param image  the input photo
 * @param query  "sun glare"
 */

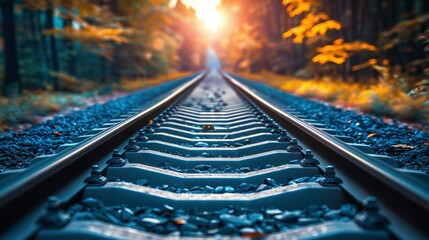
xmin=201 ymin=9 xmax=222 ymax=32
xmin=171 ymin=0 xmax=222 ymax=32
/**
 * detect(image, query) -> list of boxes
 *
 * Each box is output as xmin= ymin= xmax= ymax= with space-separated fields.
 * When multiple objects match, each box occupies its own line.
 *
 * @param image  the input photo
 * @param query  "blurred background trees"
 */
xmin=1 ymin=0 xmax=428 ymax=123
xmin=0 ymin=0 xmax=207 ymax=96
xmin=214 ymin=0 xmax=429 ymax=87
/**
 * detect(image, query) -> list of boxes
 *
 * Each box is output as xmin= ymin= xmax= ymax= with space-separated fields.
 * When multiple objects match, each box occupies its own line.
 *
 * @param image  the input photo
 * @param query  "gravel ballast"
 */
xmin=114 ymin=175 xmax=322 ymax=194
xmin=232 ymin=74 xmax=429 ymax=173
xmin=0 ymin=75 xmax=198 ymax=173
xmin=158 ymin=162 xmax=275 ymax=174
xmin=62 ymin=197 xmax=359 ymax=237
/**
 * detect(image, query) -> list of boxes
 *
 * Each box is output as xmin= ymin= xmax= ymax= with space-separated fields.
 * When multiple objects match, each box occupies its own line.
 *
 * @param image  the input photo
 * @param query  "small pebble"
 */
xmin=256 ymin=184 xmax=270 ymax=192
xmin=215 ymin=186 xmax=225 ymax=194
xmin=139 ymin=216 xmax=167 ymax=228
xmin=264 ymin=178 xmax=278 ymax=187
xmin=136 ymin=179 xmax=149 ymax=186
xmin=82 ymin=198 xmax=104 ymax=209
xmin=194 ymin=164 xmax=211 ymax=171
xmin=265 ymin=209 xmax=282 ymax=216
xmin=195 ymin=142 xmax=209 ymax=147
xmin=204 ymin=185 xmax=215 ymax=193
xmin=119 ymin=207 xmax=134 ymax=222
xmin=237 ymin=183 xmax=253 ymax=193
xmin=224 ymin=186 xmax=235 ymax=193
xmin=219 ymin=214 xmax=252 ymax=227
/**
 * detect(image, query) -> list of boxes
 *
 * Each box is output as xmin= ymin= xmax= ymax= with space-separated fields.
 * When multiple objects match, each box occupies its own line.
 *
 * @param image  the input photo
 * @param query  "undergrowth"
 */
xmin=0 ymin=71 xmax=192 ymax=132
xmin=235 ymin=71 xmax=429 ymax=124
xmin=115 ymin=71 xmax=192 ymax=91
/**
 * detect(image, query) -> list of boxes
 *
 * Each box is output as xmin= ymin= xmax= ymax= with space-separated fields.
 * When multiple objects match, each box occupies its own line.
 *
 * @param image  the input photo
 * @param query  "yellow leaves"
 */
xmin=288 ymin=2 xmax=311 ymax=17
xmin=282 ymin=0 xmax=312 ymax=17
xmin=282 ymin=13 xmax=340 ymax=43
xmin=367 ymin=58 xmax=379 ymax=65
xmin=282 ymin=25 xmax=306 ymax=43
xmin=313 ymin=39 xmax=378 ymax=65
xmin=292 ymin=34 xmax=305 ymax=44
xmin=333 ymin=38 xmax=344 ymax=45
xmin=312 ymin=52 xmax=348 ymax=64
xmin=307 ymin=20 xmax=341 ymax=37
xmin=352 ymin=58 xmax=378 ymax=71
xmin=44 ymin=26 xmax=133 ymax=46
xmin=281 ymin=28 xmax=295 ymax=39
xmin=23 ymin=0 xmax=101 ymax=17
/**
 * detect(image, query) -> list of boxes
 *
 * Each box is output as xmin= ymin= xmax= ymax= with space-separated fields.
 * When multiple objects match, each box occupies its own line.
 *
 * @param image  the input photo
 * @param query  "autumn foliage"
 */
xmin=282 ymin=13 xmax=341 ymax=44
xmin=214 ymin=0 xmax=429 ymax=123
xmin=0 ymin=0 xmax=207 ymax=96
xmin=312 ymin=38 xmax=377 ymax=65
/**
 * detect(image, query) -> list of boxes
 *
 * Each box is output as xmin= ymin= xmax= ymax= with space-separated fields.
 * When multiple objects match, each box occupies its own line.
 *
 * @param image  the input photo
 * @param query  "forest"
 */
xmin=214 ymin=0 xmax=429 ymax=123
xmin=1 ymin=0 xmax=429 ymax=128
xmin=0 ymin=0 xmax=208 ymax=95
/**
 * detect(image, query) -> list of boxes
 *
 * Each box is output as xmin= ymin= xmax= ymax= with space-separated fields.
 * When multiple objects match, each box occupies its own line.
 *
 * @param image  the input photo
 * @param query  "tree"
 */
xmin=45 ymin=2 xmax=60 ymax=90
xmin=172 ymin=0 xmax=207 ymax=71
xmin=1 ymin=0 xmax=21 ymax=96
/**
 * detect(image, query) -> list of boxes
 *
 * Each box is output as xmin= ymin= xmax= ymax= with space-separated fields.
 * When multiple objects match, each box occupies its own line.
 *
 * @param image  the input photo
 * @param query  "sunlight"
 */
xmin=201 ymin=9 xmax=222 ymax=32
xmin=170 ymin=0 xmax=222 ymax=32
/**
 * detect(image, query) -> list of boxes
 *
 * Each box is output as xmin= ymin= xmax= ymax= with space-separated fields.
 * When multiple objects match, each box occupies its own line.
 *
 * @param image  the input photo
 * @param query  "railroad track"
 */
xmin=0 ymin=70 xmax=428 ymax=239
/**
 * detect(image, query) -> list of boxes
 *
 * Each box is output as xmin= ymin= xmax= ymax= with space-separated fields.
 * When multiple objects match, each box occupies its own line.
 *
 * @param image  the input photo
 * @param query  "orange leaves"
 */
xmin=282 ymin=13 xmax=340 ymax=44
xmin=312 ymin=39 xmax=378 ymax=65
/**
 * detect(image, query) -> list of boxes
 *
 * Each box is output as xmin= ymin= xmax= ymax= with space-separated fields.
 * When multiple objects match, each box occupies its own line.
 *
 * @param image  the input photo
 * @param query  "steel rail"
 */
xmin=0 ymin=71 xmax=206 ymax=217
xmin=221 ymin=71 xmax=429 ymax=238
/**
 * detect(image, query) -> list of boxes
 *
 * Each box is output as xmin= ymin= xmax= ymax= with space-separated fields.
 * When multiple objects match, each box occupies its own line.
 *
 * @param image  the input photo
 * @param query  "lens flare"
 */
xmin=171 ymin=0 xmax=222 ymax=32
xmin=200 ymin=9 xmax=222 ymax=32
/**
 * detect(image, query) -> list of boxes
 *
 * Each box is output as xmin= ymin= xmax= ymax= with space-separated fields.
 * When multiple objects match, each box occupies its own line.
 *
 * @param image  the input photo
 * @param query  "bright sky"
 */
xmin=170 ymin=0 xmax=222 ymax=32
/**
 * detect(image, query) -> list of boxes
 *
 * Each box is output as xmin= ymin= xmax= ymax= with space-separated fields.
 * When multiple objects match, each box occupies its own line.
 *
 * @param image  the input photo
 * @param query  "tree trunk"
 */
xmin=46 ymin=7 xmax=60 ymax=91
xmin=1 ymin=0 xmax=21 ymax=96
xmin=28 ymin=10 xmax=49 ymax=83
xmin=37 ymin=10 xmax=52 ymax=84
xmin=63 ymin=18 xmax=76 ymax=77
xmin=423 ymin=0 xmax=429 ymax=13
